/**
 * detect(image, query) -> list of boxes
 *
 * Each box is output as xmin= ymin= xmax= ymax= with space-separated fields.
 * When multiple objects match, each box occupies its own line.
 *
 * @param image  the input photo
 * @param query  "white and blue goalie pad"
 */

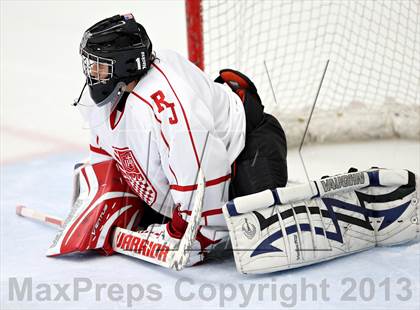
xmin=222 ymin=169 xmax=419 ymax=274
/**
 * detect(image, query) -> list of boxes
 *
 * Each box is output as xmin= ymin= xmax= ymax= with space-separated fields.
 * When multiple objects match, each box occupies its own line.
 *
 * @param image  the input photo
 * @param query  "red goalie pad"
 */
xmin=46 ymin=160 xmax=145 ymax=256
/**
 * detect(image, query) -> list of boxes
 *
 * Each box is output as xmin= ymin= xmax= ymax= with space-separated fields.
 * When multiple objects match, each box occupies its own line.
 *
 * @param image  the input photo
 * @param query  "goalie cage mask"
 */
xmin=79 ymin=13 xmax=153 ymax=106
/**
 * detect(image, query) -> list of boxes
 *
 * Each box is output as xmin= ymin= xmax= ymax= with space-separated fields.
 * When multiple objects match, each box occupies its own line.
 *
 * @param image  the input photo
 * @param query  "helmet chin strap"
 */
xmin=73 ymin=81 xmax=88 ymax=106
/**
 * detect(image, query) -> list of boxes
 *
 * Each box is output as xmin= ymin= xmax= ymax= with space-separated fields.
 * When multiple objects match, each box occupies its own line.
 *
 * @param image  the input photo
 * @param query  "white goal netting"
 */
xmin=198 ymin=0 xmax=419 ymax=146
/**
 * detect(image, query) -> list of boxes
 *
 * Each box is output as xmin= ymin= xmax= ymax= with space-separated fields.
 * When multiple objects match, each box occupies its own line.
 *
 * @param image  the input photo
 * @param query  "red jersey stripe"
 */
xmin=179 ymin=208 xmax=223 ymax=217
xmin=131 ymin=91 xmax=162 ymax=124
xmin=169 ymin=165 xmax=179 ymax=184
xmin=90 ymin=145 xmax=112 ymax=157
xmin=170 ymin=174 xmax=230 ymax=191
xmin=160 ymin=130 xmax=170 ymax=149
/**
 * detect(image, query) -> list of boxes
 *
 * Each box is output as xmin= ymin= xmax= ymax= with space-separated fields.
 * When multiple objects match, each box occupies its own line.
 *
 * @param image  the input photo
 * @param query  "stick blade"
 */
xmin=16 ymin=205 xmax=25 ymax=216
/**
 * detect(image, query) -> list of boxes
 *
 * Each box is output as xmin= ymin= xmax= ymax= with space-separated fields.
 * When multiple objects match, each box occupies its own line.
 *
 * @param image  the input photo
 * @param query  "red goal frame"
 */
xmin=185 ymin=0 xmax=204 ymax=70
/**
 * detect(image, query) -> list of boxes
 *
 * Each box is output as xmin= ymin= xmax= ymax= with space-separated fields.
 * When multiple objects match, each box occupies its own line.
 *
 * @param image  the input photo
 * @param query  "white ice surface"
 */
xmin=1 ymin=141 xmax=419 ymax=310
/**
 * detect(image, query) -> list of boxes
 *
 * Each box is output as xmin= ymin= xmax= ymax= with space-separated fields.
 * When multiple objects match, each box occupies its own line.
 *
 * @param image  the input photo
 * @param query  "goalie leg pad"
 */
xmin=223 ymin=169 xmax=419 ymax=274
xmin=47 ymin=160 xmax=145 ymax=256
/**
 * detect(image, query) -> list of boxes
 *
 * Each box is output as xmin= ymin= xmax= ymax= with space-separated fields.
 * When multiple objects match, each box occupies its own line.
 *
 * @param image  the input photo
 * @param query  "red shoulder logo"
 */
xmin=150 ymin=90 xmax=178 ymax=125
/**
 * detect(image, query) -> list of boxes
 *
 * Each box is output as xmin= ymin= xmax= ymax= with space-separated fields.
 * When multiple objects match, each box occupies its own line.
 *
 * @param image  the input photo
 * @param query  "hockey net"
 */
xmin=186 ymin=0 xmax=420 ymax=147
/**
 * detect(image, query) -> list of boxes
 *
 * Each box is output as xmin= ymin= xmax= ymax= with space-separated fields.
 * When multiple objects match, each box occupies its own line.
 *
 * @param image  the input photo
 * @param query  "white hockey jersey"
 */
xmin=82 ymin=50 xmax=246 ymax=227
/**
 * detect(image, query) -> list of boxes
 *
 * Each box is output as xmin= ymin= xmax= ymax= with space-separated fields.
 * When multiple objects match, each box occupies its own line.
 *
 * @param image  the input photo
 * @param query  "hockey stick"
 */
xmin=16 ymin=205 xmax=64 ymax=227
xmin=15 ymin=168 xmax=206 ymax=270
xmin=114 ymin=168 xmax=206 ymax=270
xmin=111 ymin=169 xmax=206 ymax=270
xmin=171 ymin=168 xmax=205 ymax=270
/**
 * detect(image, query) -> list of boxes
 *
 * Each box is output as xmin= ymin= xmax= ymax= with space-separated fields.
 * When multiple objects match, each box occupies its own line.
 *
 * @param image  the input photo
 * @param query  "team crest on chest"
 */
xmin=113 ymin=147 xmax=157 ymax=206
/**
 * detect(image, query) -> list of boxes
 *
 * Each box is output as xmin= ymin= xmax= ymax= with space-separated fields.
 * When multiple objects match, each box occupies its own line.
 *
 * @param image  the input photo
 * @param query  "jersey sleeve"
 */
xmin=150 ymin=74 xmax=233 ymax=227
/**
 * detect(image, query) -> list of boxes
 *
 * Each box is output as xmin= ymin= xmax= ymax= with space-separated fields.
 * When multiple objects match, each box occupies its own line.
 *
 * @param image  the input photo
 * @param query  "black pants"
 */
xmin=229 ymin=93 xmax=288 ymax=199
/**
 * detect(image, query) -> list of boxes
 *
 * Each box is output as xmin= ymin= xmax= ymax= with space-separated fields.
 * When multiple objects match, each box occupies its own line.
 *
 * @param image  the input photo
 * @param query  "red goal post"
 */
xmin=185 ymin=0 xmax=420 ymax=146
xmin=185 ymin=0 xmax=204 ymax=71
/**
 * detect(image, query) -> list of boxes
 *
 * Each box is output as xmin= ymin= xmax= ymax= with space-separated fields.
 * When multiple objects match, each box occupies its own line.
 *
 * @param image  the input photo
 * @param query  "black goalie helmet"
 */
xmin=79 ymin=13 xmax=153 ymax=106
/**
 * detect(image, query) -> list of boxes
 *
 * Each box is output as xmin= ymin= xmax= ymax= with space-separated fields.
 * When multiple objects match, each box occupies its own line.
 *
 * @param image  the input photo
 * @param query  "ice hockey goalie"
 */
xmin=46 ymin=14 xmax=418 ymax=274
